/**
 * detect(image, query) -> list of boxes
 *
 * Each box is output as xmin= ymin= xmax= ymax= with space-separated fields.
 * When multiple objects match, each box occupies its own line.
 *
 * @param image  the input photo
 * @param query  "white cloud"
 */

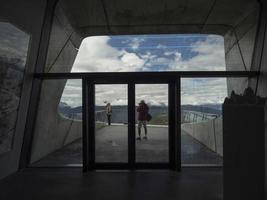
xmin=72 ymin=36 xmax=145 ymax=72
xmin=181 ymin=78 xmax=227 ymax=105
xmin=140 ymin=51 xmax=157 ymax=60
xmin=62 ymin=35 xmax=228 ymax=107
xmin=95 ymin=85 xmax=128 ymax=106
xmin=156 ymin=44 xmax=167 ymax=49
xmin=168 ymin=35 xmax=226 ymax=71
xmin=164 ymin=51 xmax=178 ymax=56
xmin=94 ymin=84 xmax=169 ymax=106
xmin=135 ymin=84 xmax=168 ymax=106
xmin=120 ymin=51 xmax=145 ymax=68
xmin=128 ymin=37 xmax=145 ymax=50
xmin=60 ymin=80 xmax=82 ymax=107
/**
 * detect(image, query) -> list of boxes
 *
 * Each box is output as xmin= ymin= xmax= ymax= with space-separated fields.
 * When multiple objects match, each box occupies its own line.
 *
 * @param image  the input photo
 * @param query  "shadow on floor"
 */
xmin=31 ymin=125 xmax=222 ymax=166
xmin=0 ymin=168 xmax=223 ymax=200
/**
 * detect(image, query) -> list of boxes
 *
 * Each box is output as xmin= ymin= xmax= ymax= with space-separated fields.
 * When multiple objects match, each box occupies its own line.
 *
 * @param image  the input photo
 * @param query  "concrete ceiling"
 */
xmin=59 ymin=0 xmax=259 ymax=36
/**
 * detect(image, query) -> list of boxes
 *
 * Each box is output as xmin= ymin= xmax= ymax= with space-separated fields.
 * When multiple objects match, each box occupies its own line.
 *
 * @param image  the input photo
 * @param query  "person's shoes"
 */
xmin=136 ymin=137 xmax=141 ymax=141
xmin=143 ymin=136 xmax=148 ymax=140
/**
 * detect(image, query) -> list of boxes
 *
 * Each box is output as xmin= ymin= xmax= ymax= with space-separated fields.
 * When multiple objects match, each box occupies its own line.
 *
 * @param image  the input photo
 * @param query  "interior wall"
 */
xmin=249 ymin=3 xmax=267 ymax=195
xmin=30 ymin=3 xmax=82 ymax=163
xmin=0 ymin=0 xmax=48 ymax=179
xmin=224 ymin=7 xmax=259 ymax=95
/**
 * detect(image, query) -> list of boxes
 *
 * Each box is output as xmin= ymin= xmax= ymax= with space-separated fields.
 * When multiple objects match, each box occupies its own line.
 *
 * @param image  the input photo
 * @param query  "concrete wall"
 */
xmin=30 ymin=79 xmax=83 ymax=162
xmin=44 ymin=2 xmax=82 ymax=73
xmin=0 ymin=0 xmax=48 ymax=179
xmin=224 ymin=7 xmax=259 ymax=95
xmin=248 ymin=2 xmax=267 ymax=196
xmin=181 ymin=117 xmax=223 ymax=156
xmin=30 ymin=3 xmax=83 ymax=163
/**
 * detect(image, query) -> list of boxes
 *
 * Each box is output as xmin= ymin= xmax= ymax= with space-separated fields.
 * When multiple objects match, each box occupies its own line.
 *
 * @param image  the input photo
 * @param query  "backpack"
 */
xmin=147 ymin=113 xmax=152 ymax=121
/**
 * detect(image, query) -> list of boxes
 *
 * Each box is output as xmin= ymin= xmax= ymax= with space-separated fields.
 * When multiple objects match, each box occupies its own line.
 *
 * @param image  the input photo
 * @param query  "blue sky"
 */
xmin=61 ymin=34 xmax=227 ymax=106
xmin=72 ymin=34 xmax=226 ymax=72
xmin=108 ymin=34 xmax=202 ymax=61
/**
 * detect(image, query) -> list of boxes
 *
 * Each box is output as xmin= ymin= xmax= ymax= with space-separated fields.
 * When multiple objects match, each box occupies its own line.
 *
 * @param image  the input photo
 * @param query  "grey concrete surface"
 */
xmin=60 ymin=0 xmax=258 ymax=36
xmin=32 ymin=125 xmax=222 ymax=166
xmin=181 ymin=117 xmax=223 ymax=156
xmin=0 ymin=0 xmax=48 ymax=180
xmin=225 ymin=7 xmax=258 ymax=95
xmin=0 ymin=168 xmax=223 ymax=200
xmin=30 ymin=2 xmax=83 ymax=163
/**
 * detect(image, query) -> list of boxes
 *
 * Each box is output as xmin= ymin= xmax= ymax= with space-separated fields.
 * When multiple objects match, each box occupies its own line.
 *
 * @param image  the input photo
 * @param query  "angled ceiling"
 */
xmin=59 ymin=0 xmax=259 ymax=36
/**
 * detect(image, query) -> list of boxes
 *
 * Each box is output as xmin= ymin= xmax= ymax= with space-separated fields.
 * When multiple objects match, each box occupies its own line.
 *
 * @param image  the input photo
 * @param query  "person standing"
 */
xmin=106 ymin=103 xmax=112 ymax=126
xmin=136 ymin=100 xmax=149 ymax=140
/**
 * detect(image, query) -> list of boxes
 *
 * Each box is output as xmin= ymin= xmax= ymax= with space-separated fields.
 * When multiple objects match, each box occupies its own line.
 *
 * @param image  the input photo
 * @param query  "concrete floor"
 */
xmin=0 ymin=168 xmax=223 ymax=200
xmin=32 ymin=125 xmax=222 ymax=166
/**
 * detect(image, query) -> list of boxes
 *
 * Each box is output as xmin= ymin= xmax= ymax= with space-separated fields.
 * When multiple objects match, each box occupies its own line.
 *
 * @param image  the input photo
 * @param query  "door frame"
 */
xmin=29 ymin=71 xmax=258 ymax=171
xmin=84 ymin=75 xmax=181 ymax=171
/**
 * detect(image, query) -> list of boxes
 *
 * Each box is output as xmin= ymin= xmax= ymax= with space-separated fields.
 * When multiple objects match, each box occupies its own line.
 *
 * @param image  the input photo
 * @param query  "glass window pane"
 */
xmin=95 ymin=84 xmax=128 ymax=163
xmin=135 ymin=84 xmax=168 ymax=163
xmin=180 ymin=77 xmax=248 ymax=166
xmin=0 ymin=22 xmax=30 ymax=155
xmin=181 ymin=78 xmax=227 ymax=166
xmin=30 ymin=80 xmax=82 ymax=166
xmin=71 ymin=35 xmax=228 ymax=72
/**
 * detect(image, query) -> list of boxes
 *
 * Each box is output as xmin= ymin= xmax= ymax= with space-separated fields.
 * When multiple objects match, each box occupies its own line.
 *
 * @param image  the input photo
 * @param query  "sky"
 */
xmin=60 ymin=34 xmax=228 ymax=107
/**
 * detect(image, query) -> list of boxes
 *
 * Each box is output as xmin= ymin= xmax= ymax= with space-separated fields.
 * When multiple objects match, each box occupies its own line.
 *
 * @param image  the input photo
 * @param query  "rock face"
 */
xmin=0 ymin=58 xmax=25 ymax=155
xmin=0 ymin=22 xmax=30 ymax=155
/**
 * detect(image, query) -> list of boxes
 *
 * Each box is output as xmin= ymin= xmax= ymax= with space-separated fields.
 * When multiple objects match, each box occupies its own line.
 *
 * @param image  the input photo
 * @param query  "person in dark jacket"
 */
xmin=136 ymin=100 xmax=149 ymax=140
xmin=106 ymin=103 xmax=112 ymax=125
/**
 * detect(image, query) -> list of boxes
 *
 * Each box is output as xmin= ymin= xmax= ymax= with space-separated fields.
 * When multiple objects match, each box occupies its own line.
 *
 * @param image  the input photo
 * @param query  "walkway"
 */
xmin=32 ymin=125 xmax=223 ymax=166
xmin=0 ymin=168 xmax=223 ymax=200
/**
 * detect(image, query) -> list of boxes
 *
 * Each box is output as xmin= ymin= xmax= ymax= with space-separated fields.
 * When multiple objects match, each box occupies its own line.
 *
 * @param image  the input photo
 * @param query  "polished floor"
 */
xmin=32 ymin=125 xmax=222 ymax=166
xmin=0 ymin=168 xmax=223 ymax=200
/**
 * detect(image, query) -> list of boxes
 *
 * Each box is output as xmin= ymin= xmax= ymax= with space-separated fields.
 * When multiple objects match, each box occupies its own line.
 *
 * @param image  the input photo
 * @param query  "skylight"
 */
xmin=72 ymin=34 xmax=225 ymax=72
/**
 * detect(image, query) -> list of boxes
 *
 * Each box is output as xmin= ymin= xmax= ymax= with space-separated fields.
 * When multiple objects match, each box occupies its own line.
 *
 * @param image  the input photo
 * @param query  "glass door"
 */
xmin=85 ymin=78 xmax=180 ymax=170
xmin=135 ymin=84 xmax=169 ymax=164
xmin=94 ymin=84 xmax=128 ymax=164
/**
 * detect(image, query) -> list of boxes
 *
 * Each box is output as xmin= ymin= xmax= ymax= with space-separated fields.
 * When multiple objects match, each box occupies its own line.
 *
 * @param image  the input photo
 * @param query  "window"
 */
xmin=72 ymin=34 xmax=226 ymax=72
xmin=0 ymin=22 xmax=30 ymax=155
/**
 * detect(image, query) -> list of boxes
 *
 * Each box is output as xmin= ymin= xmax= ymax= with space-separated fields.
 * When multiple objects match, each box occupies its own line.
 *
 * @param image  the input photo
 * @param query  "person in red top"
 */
xmin=136 ymin=100 xmax=149 ymax=140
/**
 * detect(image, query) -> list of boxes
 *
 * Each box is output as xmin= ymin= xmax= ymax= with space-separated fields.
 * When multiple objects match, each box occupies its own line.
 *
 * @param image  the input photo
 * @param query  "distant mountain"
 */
xmin=58 ymin=102 xmax=72 ymax=117
xmin=58 ymin=102 xmax=222 ymax=122
xmin=181 ymin=104 xmax=222 ymax=115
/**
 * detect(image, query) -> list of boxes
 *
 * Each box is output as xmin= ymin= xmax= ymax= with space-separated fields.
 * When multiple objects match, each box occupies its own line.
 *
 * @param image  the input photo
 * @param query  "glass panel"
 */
xmin=0 ymin=22 xmax=30 ymax=155
xmin=71 ymin=34 xmax=228 ymax=72
xmin=30 ymin=80 xmax=82 ymax=166
xmin=181 ymin=78 xmax=226 ymax=166
xmin=135 ymin=84 xmax=168 ymax=163
xmin=95 ymin=84 xmax=128 ymax=163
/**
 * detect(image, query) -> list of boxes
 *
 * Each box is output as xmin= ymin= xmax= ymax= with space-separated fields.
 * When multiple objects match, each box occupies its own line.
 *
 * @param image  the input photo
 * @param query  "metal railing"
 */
xmin=181 ymin=110 xmax=219 ymax=123
xmin=95 ymin=110 xmax=106 ymax=122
